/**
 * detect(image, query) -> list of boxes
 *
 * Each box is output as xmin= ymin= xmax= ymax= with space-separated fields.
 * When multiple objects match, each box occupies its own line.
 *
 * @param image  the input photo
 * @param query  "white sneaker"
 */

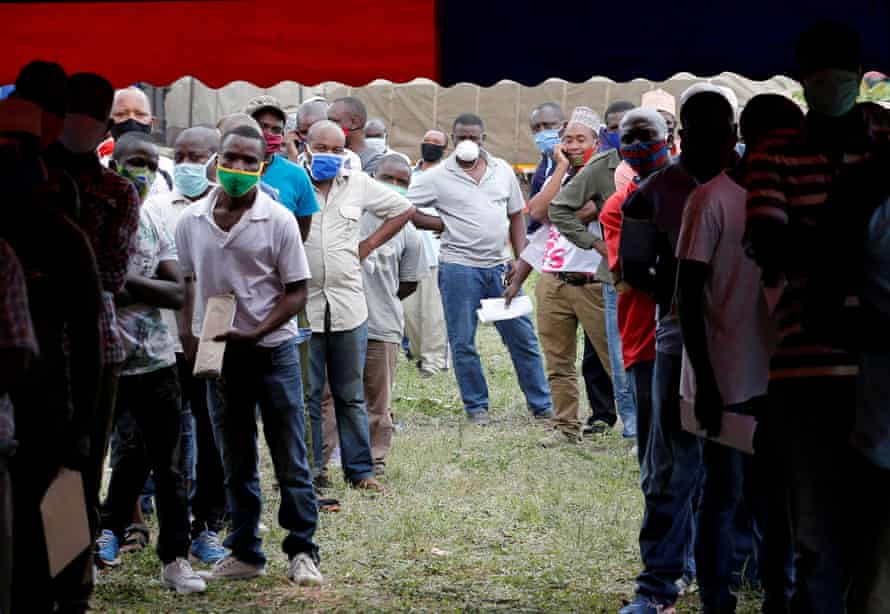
xmin=210 ymin=555 xmax=266 ymax=580
xmin=287 ymin=553 xmax=323 ymax=586
xmin=162 ymin=558 xmax=207 ymax=594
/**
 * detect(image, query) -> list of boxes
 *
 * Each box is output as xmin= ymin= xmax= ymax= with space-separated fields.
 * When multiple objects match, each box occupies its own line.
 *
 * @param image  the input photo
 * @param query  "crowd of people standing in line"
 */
xmin=0 ymin=19 xmax=888 ymax=614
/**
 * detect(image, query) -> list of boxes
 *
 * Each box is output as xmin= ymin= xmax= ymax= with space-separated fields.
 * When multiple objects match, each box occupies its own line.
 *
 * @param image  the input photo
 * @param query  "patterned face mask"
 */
xmin=118 ymin=165 xmax=156 ymax=201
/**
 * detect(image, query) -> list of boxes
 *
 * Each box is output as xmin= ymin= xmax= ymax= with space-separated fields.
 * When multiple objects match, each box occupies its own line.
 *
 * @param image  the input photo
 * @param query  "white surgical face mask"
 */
xmin=366 ymin=136 xmax=386 ymax=154
xmin=455 ymin=139 xmax=480 ymax=162
xmin=59 ymin=113 xmax=109 ymax=153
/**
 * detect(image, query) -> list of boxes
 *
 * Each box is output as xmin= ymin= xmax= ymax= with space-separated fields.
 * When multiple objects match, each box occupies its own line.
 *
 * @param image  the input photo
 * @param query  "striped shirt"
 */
xmin=744 ymin=102 xmax=890 ymax=380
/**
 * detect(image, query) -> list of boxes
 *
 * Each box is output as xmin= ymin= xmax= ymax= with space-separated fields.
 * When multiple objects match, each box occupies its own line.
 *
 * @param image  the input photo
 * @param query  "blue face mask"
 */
xmin=599 ymin=126 xmax=622 ymax=151
xmin=308 ymin=152 xmax=343 ymax=181
xmin=173 ymin=154 xmax=214 ymax=198
xmin=534 ymin=129 xmax=561 ymax=156
xmin=804 ymin=69 xmax=860 ymax=118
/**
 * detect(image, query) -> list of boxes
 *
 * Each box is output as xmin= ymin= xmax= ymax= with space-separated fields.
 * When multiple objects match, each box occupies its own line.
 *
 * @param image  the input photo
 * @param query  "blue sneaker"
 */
xmin=618 ymin=598 xmax=676 ymax=614
xmin=190 ymin=530 xmax=228 ymax=565
xmin=96 ymin=530 xmax=121 ymax=567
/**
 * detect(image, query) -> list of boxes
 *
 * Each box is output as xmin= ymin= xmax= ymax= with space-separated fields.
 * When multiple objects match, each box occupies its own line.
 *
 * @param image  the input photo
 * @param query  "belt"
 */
xmin=553 ymin=271 xmax=600 ymax=286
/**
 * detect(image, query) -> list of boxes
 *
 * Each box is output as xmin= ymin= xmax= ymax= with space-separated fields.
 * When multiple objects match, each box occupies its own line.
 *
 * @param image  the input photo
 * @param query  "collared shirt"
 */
xmin=406 ymin=151 xmax=523 ymax=268
xmin=744 ymin=103 xmax=890 ymax=380
xmin=175 ymin=187 xmax=311 ymax=347
xmin=549 ymin=148 xmax=621 ymax=283
xmin=118 ymin=205 xmax=178 ymax=376
xmin=50 ymin=144 xmax=141 ymax=366
xmin=303 ymin=166 xmax=412 ymax=333
xmin=145 ymin=187 xmax=202 ymax=352
xmin=0 ymin=240 xmax=39 ymax=441
xmin=360 ymin=211 xmax=429 ymax=343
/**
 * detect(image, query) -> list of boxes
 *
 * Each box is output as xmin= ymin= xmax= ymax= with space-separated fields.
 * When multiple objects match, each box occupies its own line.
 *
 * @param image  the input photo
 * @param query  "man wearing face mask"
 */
xmin=245 ymin=96 xmax=320 ymax=242
xmin=744 ymin=22 xmax=890 ymax=611
xmin=402 ymin=129 xmax=450 ymax=375
xmin=409 ymin=113 xmax=552 ymax=425
xmin=365 ymin=118 xmax=411 ymax=164
xmin=45 ymin=73 xmax=142 ymax=572
xmin=142 ymin=126 xmax=229 ymax=566
xmin=328 ymin=96 xmax=384 ymax=175
xmin=301 ymin=120 xmax=414 ymax=493
xmin=103 ymin=87 xmax=174 ymax=198
xmin=294 ymin=98 xmax=363 ymax=170
xmin=528 ymin=102 xmax=565 ymax=199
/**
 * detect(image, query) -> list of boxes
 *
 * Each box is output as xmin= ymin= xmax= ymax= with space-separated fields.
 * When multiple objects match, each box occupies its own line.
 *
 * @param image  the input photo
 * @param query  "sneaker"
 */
xmin=210 ymin=555 xmax=266 ymax=580
xmin=96 ymin=530 xmax=121 ymax=567
xmin=352 ymin=477 xmax=386 ymax=494
xmin=538 ymin=429 xmax=581 ymax=448
xmin=619 ymin=597 xmax=676 ymax=614
xmin=162 ymin=558 xmax=207 ymax=594
xmin=466 ymin=411 xmax=490 ymax=426
xmin=287 ymin=552 xmax=323 ymax=586
xmin=190 ymin=530 xmax=228 ymax=565
xmin=120 ymin=523 xmax=150 ymax=553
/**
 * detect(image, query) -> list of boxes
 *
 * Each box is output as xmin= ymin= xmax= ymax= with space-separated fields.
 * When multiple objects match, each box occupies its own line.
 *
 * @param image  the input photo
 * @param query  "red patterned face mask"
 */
xmin=620 ymin=139 xmax=670 ymax=177
xmin=264 ymin=132 xmax=284 ymax=155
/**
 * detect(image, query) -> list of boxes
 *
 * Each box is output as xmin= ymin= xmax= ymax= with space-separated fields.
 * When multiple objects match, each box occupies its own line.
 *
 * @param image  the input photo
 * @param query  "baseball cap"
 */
xmin=244 ymin=95 xmax=286 ymax=122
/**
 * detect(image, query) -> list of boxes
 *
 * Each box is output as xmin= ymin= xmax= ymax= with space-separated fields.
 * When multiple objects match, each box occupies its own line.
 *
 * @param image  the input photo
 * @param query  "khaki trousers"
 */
xmin=321 ymin=340 xmax=398 ymax=470
xmin=535 ymin=273 xmax=611 ymax=436
xmin=403 ymin=268 xmax=450 ymax=372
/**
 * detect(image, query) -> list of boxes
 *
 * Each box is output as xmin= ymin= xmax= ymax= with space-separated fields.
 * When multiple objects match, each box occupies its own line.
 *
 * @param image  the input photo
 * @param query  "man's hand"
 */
xmin=552 ymin=144 xmax=569 ymax=169
xmin=213 ymin=328 xmax=260 ymax=347
xmin=575 ymin=200 xmax=599 ymax=225
xmin=695 ymin=379 xmax=724 ymax=438
xmin=358 ymin=239 xmax=372 ymax=261
xmin=180 ymin=332 xmax=199 ymax=363
xmin=503 ymin=281 xmax=521 ymax=307
xmin=504 ymin=261 xmax=517 ymax=286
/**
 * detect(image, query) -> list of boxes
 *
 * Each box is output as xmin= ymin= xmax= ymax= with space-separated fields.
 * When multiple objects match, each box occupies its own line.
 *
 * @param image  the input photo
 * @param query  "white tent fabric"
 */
xmin=164 ymin=74 xmax=800 ymax=165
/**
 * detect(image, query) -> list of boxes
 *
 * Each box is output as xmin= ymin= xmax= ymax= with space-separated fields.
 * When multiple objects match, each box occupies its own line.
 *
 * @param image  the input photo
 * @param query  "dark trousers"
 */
xmin=102 ymin=367 xmax=190 ymax=564
xmin=176 ymin=354 xmax=226 ymax=536
xmin=627 ymin=360 xmax=654 ymax=468
xmin=771 ymin=377 xmax=856 ymax=614
xmin=696 ymin=397 xmax=793 ymax=613
xmin=582 ymin=334 xmax=617 ymax=425
xmin=635 ymin=352 xmax=702 ymax=605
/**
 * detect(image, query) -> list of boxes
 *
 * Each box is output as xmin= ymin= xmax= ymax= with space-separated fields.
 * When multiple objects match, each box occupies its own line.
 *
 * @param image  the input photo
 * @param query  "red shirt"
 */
xmin=600 ymin=182 xmax=656 ymax=369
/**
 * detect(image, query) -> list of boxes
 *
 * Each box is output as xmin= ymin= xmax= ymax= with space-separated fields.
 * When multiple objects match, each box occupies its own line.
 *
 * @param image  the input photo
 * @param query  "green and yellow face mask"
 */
xmin=217 ymin=162 xmax=264 ymax=197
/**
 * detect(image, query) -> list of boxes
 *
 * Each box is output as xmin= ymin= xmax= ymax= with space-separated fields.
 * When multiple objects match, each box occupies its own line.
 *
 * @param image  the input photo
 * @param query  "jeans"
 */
xmin=307 ymin=321 xmax=374 ymax=482
xmin=603 ymin=283 xmax=637 ymax=438
xmin=176 ymin=353 xmax=226 ymax=536
xmin=102 ymin=366 xmax=191 ymax=564
xmin=207 ymin=338 xmax=318 ymax=565
xmin=627 ymin=360 xmax=654 ymax=470
xmin=635 ymin=351 xmax=702 ymax=605
xmin=438 ymin=261 xmax=551 ymax=417
xmin=696 ymin=397 xmax=793 ymax=613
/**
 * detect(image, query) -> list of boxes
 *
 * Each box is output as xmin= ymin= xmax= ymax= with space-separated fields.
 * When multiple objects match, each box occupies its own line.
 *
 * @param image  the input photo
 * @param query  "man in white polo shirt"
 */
xmin=302 ymin=120 xmax=415 ymax=493
xmin=409 ymin=113 xmax=552 ymax=425
xmin=174 ymin=125 xmax=321 ymax=586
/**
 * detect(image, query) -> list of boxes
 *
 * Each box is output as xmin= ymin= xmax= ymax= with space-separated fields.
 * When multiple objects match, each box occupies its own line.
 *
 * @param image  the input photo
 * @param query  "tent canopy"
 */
xmin=0 ymin=1 xmax=887 ymax=87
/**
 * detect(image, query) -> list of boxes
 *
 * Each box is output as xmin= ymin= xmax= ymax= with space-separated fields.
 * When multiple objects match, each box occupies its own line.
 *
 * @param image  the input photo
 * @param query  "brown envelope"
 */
xmin=193 ymin=294 xmax=236 ymax=378
xmin=40 ymin=469 xmax=90 ymax=578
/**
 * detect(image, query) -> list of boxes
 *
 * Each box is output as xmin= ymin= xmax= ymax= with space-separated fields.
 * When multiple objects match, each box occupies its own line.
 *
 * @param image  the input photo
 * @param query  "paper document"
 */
xmin=680 ymin=399 xmax=757 ymax=455
xmin=477 ymin=296 xmax=533 ymax=323
xmin=194 ymin=294 xmax=236 ymax=378
xmin=41 ymin=469 xmax=90 ymax=578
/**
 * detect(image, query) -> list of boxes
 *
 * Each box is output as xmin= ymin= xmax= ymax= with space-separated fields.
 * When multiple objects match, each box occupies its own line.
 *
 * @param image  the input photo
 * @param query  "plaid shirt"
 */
xmin=55 ymin=148 xmax=141 ymax=365
xmin=0 ymin=240 xmax=39 ymax=440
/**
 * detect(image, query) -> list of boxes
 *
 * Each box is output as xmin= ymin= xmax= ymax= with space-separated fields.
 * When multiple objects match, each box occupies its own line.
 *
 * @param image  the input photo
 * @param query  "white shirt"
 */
xmin=676 ymin=172 xmax=775 ymax=405
xmin=407 ymin=151 xmax=523 ymax=268
xmin=175 ymin=187 xmax=311 ymax=348
xmin=144 ymin=187 xmax=205 ymax=352
xmin=304 ymin=166 xmax=412 ymax=333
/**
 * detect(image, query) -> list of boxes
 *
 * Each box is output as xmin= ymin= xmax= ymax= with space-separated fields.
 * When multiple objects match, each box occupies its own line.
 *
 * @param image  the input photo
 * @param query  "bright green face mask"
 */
xmin=217 ymin=162 xmax=264 ymax=197
xmin=381 ymin=181 xmax=408 ymax=196
xmin=118 ymin=165 xmax=156 ymax=201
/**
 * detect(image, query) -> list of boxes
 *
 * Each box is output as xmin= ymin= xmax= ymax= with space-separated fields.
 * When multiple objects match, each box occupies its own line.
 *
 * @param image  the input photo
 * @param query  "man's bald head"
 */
xmin=112 ymin=132 xmax=158 ymax=166
xmin=422 ymin=129 xmax=448 ymax=147
xmin=375 ymin=154 xmax=412 ymax=189
xmin=296 ymin=99 xmax=330 ymax=142
xmin=365 ymin=118 xmax=387 ymax=139
xmin=329 ymin=97 xmax=367 ymax=132
xmin=307 ymin=119 xmax=346 ymax=149
xmin=216 ymin=112 xmax=262 ymax=136
xmin=174 ymin=126 xmax=219 ymax=165
xmin=111 ymin=87 xmax=152 ymax=124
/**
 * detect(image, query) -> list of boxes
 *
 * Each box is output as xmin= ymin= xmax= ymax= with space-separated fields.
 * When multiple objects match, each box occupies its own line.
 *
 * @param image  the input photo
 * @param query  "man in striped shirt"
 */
xmin=744 ymin=21 xmax=890 ymax=612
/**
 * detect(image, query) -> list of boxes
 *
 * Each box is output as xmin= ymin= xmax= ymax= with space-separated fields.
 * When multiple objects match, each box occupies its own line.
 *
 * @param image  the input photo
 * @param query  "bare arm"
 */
xmin=297 ymin=215 xmax=312 ymax=243
xmin=177 ymin=275 xmax=198 ymax=362
xmin=509 ymin=212 xmax=527 ymax=258
xmin=120 ymin=260 xmax=184 ymax=309
xmin=359 ymin=207 xmax=416 ymax=261
xmin=527 ymin=155 xmax=570 ymax=221
xmin=412 ymin=209 xmax=445 ymax=232
xmin=397 ymin=281 xmax=419 ymax=300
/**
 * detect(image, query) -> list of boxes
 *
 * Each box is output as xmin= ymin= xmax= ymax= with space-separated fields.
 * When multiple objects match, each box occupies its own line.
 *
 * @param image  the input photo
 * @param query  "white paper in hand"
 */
xmin=477 ymin=296 xmax=533 ymax=323
xmin=41 ymin=469 xmax=90 ymax=578
xmin=194 ymin=294 xmax=236 ymax=378
xmin=680 ymin=399 xmax=757 ymax=455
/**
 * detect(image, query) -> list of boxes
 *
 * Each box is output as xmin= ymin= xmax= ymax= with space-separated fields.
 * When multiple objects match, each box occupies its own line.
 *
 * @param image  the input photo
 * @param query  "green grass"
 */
xmin=93 ymin=275 xmax=763 ymax=613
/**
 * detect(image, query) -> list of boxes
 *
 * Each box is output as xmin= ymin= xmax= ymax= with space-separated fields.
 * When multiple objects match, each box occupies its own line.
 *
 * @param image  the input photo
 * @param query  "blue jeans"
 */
xmin=635 ymin=351 xmax=702 ymax=604
xmin=438 ymin=261 xmax=552 ymax=416
xmin=207 ymin=338 xmax=318 ymax=565
xmin=603 ymin=283 xmax=637 ymax=438
xmin=307 ymin=321 xmax=374 ymax=482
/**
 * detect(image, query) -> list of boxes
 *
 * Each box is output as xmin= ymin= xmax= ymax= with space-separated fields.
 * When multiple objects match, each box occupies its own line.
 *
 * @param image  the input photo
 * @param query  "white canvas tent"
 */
xmin=163 ymin=74 xmax=800 ymax=165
